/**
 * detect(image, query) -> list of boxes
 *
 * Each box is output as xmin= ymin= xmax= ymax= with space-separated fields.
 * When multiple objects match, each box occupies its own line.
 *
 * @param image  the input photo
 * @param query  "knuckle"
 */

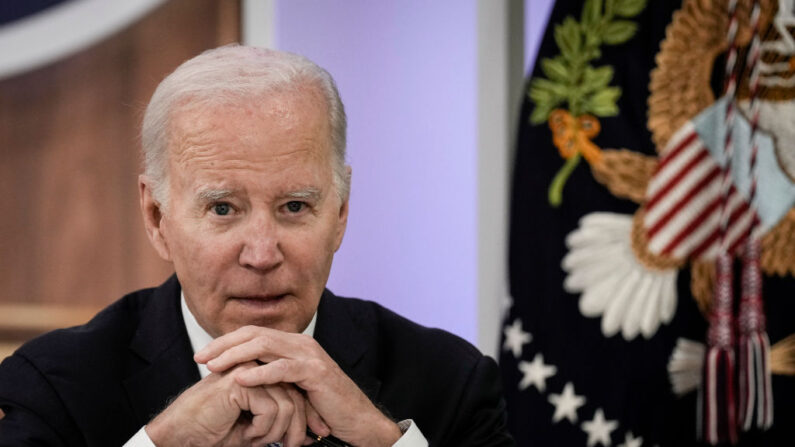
xmin=305 ymin=336 xmax=322 ymax=353
xmin=262 ymin=398 xmax=278 ymax=414
xmin=258 ymin=335 xmax=272 ymax=351
xmin=231 ymin=366 xmax=252 ymax=383
xmin=308 ymin=358 xmax=327 ymax=373
xmin=273 ymin=359 xmax=289 ymax=374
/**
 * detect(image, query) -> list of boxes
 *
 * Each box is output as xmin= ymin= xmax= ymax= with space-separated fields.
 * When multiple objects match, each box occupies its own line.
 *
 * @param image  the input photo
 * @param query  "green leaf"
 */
xmin=530 ymin=102 xmax=556 ymax=125
xmin=613 ymin=0 xmax=646 ymax=17
xmin=530 ymin=78 xmax=570 ymax=99
xmin=541 ymin=57 xmax=570 ymax=83
xmin=584 ymin=30 xmax=601 ymax=49
xmin=602 ymin=20 xmax=637 ymax=45
xmin=585 ymin=86 xmax=621 ymax=116
xmin=582 ymin=0 xmax=603 ymax=28
xmin=583 ymin=47 xmax=602 ymax=62
xmin=529 ymin=87 xmax=552 ymax=105
xmin=555 ymin=17 xmax=581 ymax=60
xmin=582 ymin=66 xmax=613 ymax=92
xmin=605 ymin=0 xmax=616 ymax=17
xmin=528 ymin=78 xmax=566 ymax=122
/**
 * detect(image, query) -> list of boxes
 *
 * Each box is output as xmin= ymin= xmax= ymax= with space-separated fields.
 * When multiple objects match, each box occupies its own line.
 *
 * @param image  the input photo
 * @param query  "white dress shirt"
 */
xmin=123 ymin=293 xmax=428 ymax=447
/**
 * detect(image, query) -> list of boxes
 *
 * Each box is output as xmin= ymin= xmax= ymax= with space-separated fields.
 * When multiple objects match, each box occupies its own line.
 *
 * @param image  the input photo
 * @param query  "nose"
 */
xmin=238 ymin=214 xmax=284 ymax=272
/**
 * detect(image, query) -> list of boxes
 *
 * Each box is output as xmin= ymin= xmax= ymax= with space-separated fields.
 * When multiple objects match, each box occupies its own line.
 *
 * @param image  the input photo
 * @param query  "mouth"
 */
xmin=231 ymin=294 xmax=288 ymax=306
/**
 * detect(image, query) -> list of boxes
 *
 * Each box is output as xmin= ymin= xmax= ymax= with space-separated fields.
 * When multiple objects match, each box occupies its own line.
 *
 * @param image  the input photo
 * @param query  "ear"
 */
xmin=333 ymin=166 xmax=352 ymax=252
xmin=139 ymin=175 xmax=172 ymax=261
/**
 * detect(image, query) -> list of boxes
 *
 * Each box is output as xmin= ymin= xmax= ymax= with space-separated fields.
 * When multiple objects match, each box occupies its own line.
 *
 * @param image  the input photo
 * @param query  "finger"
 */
xmin=305 ymin=400 xmax=331 ymax=438
xmin=197 ymin=326 xmax=316 ymax=365
xmin=235 ymin=358 xmax=308 ymax=388
xmin=260 ymin=385 xmax=296 ymax=444
xmin=194 ymin=325 xmax=263 ymax=363
xmin=242 ymin=386 xmax=278 ymax=439
xmin=206 ymin=339 xmax=279 ymax=373
xmin=283 ymin=386 xmax=307 ymax=447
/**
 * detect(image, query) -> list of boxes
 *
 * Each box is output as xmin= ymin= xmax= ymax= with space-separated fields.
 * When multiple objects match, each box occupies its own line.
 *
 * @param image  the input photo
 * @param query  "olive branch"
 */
xmin=527 ymin=0 xmax=647 ymax=206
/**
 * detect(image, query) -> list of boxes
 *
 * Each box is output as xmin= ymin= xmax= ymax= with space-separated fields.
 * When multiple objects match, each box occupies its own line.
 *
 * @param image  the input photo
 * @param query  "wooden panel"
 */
xmin=0 ymin=0 xmax=240 ymax=354
xmin=0 ymin=302 xmax=100 ymax=335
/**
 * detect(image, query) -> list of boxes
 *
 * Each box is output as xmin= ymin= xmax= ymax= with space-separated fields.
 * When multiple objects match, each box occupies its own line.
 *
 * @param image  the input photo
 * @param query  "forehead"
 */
xmin=167 ymin=88 xmax=333 ymax=170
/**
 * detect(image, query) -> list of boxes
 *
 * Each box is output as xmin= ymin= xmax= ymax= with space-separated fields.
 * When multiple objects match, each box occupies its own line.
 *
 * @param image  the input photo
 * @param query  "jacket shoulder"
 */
xmin=0 ymin=284 xmax=167 ymax=446
xmin=325 ymin=294 xmax=513 ymax=446
xmin=15 ymin=286 xmax=158 ymax=367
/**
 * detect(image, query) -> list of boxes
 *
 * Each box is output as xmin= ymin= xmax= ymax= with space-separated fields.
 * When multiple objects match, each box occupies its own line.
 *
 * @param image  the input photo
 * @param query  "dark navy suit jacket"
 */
xmin=0 ymin=276 xmax=513 ymax=446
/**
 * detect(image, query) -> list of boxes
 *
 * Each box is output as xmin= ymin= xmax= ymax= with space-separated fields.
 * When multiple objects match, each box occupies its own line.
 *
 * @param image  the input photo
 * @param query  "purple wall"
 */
xmin=275 ymin=1 xmax=479 ymax=343
xmin=526 ymin=0 xmax=555 ymax=73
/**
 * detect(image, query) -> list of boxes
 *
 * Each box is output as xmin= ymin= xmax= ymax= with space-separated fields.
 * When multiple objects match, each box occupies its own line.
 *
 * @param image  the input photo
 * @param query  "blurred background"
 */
xmin=0 ymin=0 xmax=551 ymax=359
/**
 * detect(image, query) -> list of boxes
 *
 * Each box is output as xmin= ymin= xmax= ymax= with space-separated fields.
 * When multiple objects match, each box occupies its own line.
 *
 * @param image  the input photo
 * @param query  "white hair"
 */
xmin=141 ymin=44 xmax=349 ymax=208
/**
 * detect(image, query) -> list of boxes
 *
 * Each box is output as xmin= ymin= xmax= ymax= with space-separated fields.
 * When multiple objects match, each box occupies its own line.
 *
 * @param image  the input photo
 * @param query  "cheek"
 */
xmin=166 ymin=221 xmax=238 ymax=283
xmin=287 ymin=223 xmax=338 ymax=272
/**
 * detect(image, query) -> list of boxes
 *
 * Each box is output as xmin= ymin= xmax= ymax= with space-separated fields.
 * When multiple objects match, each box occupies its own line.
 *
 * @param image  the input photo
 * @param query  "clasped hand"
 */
xmin=146 ymin=326 xmax=401 ymax=447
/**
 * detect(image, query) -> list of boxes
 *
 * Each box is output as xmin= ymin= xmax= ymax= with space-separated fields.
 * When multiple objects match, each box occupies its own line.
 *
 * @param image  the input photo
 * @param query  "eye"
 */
xmin=212 ymin=203 xmax=231 ymax=216
xmin=285 ymin=201 xmax=305 ymax=213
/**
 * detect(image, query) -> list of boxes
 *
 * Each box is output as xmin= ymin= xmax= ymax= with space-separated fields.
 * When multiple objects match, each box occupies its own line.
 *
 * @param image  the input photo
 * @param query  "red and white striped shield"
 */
xmin=643 ymin=122 xmax=757 ymax=261
xmin=642 ymin=97 xmax=795 ymax=262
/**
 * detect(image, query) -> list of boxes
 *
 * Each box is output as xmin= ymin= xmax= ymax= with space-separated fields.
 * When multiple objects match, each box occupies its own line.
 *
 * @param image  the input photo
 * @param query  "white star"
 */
xmin=502 ymin=318 xmax=531 ymax=358
xmin=518 ymin=353 xmax=557 ymax=392
xmin=581 ymin=408 xmax=618 ymax=447
xmin=548 ymin=382 xmax=586 ymax=423
xmin=618 ymin=432 xmax=643 ymax=447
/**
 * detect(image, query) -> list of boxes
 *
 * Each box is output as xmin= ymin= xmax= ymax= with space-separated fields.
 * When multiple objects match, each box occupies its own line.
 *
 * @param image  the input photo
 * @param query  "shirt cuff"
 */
xmin=122 ymin=426 xmax=157 ymax=447
xmin=392 ymin=419 xmax=428 ymax=447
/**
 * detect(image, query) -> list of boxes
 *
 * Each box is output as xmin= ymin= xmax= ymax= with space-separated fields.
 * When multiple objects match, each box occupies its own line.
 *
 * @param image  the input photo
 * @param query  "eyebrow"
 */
xmin=196 ymin=188 xmax=235 ymax=203
xmin=285 ymin=188 xmax=321 ymax=201
xmin=195 ymin=187 xmax=321 ymax=202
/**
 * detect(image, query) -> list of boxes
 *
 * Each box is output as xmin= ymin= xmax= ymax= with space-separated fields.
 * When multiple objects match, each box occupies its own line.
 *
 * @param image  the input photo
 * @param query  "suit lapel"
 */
xmin=122 ymin=276 xmax=200 ymax=424
xmin=314 ymin=289 xmax=382 ymax=401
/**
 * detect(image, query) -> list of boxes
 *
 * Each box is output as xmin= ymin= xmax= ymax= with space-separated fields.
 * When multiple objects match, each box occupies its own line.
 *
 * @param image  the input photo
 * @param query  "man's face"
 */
xmin=143 ymin=89 xmax=348 ymax=337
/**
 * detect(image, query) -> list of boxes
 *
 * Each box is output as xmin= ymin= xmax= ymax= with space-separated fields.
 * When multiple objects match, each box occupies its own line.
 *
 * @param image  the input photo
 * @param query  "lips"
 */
xmin=232 ymin=294 xmax=287 ymax=301
xmin=229 ymin=294 xmax=289 ymax=310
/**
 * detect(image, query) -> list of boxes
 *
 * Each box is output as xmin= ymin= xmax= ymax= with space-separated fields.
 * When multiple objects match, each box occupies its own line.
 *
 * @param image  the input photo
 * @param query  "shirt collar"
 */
xmin=180 ymin=290 xmax=318 ymax=379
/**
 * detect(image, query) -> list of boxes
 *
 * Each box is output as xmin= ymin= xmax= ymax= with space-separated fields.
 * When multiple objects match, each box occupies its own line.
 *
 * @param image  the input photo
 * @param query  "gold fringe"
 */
xmin=690 ymin=259 xmax=715 ymax=317
xmin=591 ymin=149 xmax=659 ymax=204
xmin=772 ymin=333 xmax=795 ymax=376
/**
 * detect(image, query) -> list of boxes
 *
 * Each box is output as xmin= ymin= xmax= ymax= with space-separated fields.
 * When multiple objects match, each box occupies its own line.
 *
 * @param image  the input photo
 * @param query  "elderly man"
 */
xmin=0 ymin=46 xmax=512 ymax=447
